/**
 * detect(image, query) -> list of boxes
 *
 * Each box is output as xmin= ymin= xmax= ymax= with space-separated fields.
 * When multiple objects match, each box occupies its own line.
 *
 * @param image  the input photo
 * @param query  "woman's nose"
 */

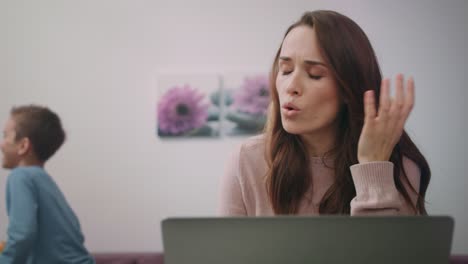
xmin=285 ymin=72 xmax=302 ymax=96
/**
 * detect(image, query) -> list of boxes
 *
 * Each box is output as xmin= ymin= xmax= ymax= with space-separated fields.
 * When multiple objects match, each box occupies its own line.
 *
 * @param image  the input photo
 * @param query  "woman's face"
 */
xmin=276 ymin=25 xmax=342 ymax=138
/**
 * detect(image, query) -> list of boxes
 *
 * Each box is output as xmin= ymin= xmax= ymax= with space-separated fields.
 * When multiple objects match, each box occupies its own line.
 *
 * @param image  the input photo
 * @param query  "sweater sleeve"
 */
xmin=350 ymin=157 xmax=421 ymax=216
xmin=218 ymin=145 xmax=247 ymax=216
xmin=0 ymin=170 xmax=39 ymax=263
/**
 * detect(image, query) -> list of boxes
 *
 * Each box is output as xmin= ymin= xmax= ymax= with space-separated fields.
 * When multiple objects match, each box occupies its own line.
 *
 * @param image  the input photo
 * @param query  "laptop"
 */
xmin=162 ymin=216 xmax=454 ymax=264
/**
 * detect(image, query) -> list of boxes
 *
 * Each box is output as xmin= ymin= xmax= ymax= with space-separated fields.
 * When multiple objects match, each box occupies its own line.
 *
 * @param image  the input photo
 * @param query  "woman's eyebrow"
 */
xmin=304 ymin=59 xmax=326 ymax=67
xmin=279 ymin=56 xmax=326 ymax=67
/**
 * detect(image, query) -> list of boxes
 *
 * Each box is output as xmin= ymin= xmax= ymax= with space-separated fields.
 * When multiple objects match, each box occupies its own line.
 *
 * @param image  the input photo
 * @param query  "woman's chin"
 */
xmin=282 ymin=124 xmax=305 ymax=135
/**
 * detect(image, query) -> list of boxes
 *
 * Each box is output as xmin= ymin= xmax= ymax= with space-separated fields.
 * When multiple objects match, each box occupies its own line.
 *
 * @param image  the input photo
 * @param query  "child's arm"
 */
xmin=0 ymin=171 xmax=38 ymax=263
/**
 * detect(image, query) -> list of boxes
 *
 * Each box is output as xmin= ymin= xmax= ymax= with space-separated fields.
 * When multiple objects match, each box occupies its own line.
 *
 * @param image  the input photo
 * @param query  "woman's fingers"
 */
xmin=396 ymin=76 xmax=415 ymax=131
xmin=358 ymin=74 xmax=416 ymax=163
xmin=405 ymin=76 xmax=415 ymax=114
xmin=364 ymin=90 xmax=377 ymax=121
xmin=393 ymin=74 xmax=405 ymax=111
xmin=378 ymin=78 xmax=391 ymax=120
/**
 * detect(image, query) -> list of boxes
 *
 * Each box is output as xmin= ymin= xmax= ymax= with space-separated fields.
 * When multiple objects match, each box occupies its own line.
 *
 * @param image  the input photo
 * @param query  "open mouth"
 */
xmin=283 ymin=102 xmax=300 ymax=111
xmin=282 ymin=102 xmax=301 ymax=117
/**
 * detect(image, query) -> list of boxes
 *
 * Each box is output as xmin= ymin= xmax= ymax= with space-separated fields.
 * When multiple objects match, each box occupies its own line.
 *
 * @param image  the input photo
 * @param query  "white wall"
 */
xmin=1 ymin=0 xmax=467 ymax=254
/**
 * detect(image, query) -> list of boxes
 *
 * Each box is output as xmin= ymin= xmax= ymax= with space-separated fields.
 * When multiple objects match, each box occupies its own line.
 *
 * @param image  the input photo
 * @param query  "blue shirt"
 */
xmin=0 ymin=166 xmax=95 ymax=264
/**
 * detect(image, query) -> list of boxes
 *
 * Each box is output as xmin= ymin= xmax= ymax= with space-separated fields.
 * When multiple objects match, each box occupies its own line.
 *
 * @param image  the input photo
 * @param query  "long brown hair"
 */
xmin=265 ymin=10 xmax=430 ymax=215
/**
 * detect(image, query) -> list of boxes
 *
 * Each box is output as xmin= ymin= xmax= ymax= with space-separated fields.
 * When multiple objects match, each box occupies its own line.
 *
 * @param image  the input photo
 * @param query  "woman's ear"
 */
xmin=17 ymin=137 xmax=32 ymax=156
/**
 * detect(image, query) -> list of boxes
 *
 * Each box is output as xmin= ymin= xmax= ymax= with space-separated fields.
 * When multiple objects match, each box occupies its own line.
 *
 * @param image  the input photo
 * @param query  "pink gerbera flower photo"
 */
xmin=231 ymin=75 xmax=270 ymax=116
xmin=224 ymin=74 xmax=270 ymax=135
xmin=157 ymin=85 xmax=209 ymax=136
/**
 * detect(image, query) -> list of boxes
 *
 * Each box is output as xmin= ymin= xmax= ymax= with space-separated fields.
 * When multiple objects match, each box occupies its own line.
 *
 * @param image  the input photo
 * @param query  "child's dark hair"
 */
xmin=11 ymin=105 xmax=66 ymax=162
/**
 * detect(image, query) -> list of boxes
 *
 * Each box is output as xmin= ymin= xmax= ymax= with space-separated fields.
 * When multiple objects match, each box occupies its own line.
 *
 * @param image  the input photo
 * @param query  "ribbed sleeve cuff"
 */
xmin=350 ymin=161 xmax=396 ymax=194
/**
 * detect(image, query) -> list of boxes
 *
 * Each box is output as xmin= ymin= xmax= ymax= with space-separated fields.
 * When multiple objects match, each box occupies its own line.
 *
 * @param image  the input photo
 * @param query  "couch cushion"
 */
xmin=93 ymin=253 xmax=164 ymax=264
xmin=451 ymin=255 xmax=468 ymax=264
xmin=93 ymin=252 xmax=467 ymax=264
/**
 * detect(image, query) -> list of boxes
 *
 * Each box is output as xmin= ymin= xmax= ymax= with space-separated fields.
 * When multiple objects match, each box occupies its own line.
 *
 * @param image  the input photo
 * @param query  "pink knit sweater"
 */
xmin=218 ymin=135 xmax=421 ymax=216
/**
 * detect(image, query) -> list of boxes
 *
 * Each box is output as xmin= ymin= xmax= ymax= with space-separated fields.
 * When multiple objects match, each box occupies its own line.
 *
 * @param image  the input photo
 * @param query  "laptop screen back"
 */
xmin=162 ymin=216 xmax=453 ymax=264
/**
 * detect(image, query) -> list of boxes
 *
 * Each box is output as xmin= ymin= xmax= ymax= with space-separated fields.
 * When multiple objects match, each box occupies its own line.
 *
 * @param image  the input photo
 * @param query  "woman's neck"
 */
xmin=300 ymin=129 xmax=337 ymax=158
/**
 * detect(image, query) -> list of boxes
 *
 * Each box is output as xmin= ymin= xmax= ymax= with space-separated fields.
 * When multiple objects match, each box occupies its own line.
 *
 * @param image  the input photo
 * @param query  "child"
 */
xmin=0 ymin=105 xmax=95 ymax=263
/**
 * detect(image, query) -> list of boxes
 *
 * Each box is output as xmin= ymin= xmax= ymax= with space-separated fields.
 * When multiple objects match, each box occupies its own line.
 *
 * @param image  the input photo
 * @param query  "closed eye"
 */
xmin=309 ymin=74 xmax=322 ymax=80
xmin=281 ymin=71 xmax=292 ymax=76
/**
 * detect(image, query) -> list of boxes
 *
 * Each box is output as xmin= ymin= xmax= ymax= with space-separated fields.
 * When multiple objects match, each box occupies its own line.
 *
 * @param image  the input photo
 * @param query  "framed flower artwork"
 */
xmin=157 ymin=74 xmax=221 ymax=138
xmin=222 ymin=73 xmax=270 ymax=136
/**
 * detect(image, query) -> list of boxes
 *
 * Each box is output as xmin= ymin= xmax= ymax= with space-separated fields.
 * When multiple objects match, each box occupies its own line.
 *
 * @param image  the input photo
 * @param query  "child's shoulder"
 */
xmin=11 ymin=166 xmax=45 ymax=175
xmin=8 ymin=166 xmax=46 ymax=184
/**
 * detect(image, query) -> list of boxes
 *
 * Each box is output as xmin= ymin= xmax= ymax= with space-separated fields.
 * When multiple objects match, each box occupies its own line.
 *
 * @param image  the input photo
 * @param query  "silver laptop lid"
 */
xmin=162 ymin=216 xmax=454 ymax=264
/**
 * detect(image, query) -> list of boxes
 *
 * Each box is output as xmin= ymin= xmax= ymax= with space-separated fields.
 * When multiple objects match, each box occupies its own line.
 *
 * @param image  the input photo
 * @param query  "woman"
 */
xmin=219 ymin=10 xmax=430 ymax=216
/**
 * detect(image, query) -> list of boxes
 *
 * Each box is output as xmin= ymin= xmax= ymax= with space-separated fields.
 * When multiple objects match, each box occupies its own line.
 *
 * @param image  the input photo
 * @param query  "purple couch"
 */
xmin=93 ymin=253 xmax=468 ymax=264
xmin=93 ymin=253 xmax=164 ymax=264
xmin=452 ymin=256 xmax=468 ymax=264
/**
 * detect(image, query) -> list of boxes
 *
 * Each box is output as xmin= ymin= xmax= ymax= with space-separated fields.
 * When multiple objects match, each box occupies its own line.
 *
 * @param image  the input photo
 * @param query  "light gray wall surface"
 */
xmin=0 ymin=0 xmax=466 ymax=254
